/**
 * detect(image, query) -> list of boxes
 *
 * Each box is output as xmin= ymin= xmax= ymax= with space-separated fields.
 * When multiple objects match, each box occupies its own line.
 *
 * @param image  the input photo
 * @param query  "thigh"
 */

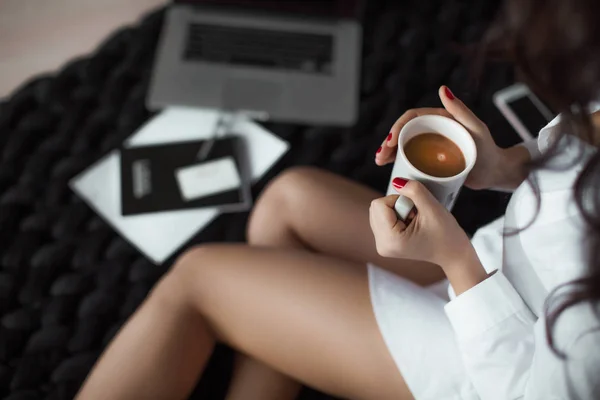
xmin=175 ymin=244 xmax=414 ymax=400
xmin=255 ymin=167 xmax=444 ymax=285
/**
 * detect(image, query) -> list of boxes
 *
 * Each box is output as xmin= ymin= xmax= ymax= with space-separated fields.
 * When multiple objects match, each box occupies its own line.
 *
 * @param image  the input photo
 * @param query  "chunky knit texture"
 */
xmin=0 ymin=1 xmax=521 ymax=398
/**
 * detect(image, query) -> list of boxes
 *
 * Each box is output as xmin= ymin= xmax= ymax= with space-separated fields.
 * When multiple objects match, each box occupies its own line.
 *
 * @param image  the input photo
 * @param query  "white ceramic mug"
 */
xmin=386 ymin=115 xmax=477 ymax=221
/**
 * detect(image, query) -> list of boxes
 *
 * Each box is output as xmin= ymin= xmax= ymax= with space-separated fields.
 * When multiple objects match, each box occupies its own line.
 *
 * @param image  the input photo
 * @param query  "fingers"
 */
xmin=370 ymin=195 xmax=409 ymax=258
xmin=374 ymin=109 xmax=419 ymax=166
xmin=438 ymin=86 xmax=487 ymax=133
xmin=374 ymin=144 xmax=392 ymax=166
xmin=387 ymin=110 xmax=418 ymax=148
xmin=394 ymin=180 xmax=441 ymax=214
xmin=375 ymin=108 xmax=451 ymax=166
xmin=369 ymin=195 xmax=406 ymax=231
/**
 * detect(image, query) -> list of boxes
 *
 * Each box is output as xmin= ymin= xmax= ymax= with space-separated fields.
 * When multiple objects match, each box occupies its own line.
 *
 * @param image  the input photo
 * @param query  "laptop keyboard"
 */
xmin=183 ymin=23 xmax=334 ymax=74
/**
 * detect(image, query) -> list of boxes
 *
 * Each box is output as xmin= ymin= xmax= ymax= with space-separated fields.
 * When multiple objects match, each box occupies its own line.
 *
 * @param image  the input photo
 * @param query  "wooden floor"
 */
xmin=0 ymin=0 xmax=166 ymax=99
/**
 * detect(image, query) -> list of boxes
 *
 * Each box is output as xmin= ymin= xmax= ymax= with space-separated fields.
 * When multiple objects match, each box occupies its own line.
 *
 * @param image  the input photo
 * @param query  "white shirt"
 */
xmin=444 ymin=108 xmax=600 ymax=400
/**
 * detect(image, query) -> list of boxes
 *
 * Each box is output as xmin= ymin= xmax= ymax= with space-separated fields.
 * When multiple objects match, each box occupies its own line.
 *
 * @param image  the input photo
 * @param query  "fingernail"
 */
xmin=386 ymin=133 xmax=392 ymax=141
xmin=392 ymin=177 xmax=408 ymax=189
xmin=444 ymin=86 xmax=455 ymax=100
xmin=376 ymin=146 xmax=382 ymax=155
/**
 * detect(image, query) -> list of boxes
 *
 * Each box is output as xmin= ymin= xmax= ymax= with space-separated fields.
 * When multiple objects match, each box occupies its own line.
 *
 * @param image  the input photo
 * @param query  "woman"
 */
xmin=77 ymin=0 xmax=600 ymax=399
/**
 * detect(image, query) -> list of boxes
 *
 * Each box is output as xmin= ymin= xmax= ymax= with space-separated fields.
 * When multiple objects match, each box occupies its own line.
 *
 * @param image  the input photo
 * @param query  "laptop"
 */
xmin=147 ymin=0 xmax=363 ymax=126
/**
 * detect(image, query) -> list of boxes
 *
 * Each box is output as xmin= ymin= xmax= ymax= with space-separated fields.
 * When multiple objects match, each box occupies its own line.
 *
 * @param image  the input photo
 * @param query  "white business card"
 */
xmin=175 ymin=157 xmax=242 ymax=201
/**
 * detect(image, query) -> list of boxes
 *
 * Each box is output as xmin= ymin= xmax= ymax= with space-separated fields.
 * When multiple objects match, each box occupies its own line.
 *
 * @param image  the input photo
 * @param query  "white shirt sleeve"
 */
xmin=445 ymin=272 xmax=600 ymax=400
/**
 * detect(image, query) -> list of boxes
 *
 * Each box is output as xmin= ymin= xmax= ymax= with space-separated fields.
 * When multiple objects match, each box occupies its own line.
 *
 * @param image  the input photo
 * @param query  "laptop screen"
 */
xmin=175 ymin=0 xmax=359 ymax=19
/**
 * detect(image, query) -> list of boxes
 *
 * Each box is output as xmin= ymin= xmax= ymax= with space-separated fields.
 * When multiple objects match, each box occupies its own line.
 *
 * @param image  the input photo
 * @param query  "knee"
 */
xmin=150 ymin=245 xmax=220 ymax=310
xmin=257 ymin=166 xmax=321 ymax=205
xmin=246 ymin=167 xmax=319 ymax=244
xmin=247 ymin=166 xmax=321 ymax=242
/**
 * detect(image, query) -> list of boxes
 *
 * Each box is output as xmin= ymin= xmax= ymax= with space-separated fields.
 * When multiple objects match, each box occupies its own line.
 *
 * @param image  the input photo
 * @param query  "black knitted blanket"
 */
xmin=0 ymin=1 xmax=521 ymax=399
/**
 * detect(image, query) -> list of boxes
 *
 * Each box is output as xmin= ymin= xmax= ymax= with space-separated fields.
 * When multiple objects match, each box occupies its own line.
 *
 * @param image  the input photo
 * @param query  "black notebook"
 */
xmin=120 ymin=137 xmax=251 ymax=216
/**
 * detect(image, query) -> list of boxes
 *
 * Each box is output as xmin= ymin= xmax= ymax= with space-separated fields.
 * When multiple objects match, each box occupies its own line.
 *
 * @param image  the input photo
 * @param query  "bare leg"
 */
xmin=248 ymin=167 xmax=445 ymax=285
xmin=226 ymin=356 xmax=302 ymax=400
xmin=78 ymin=168 xmax=440 ymax=400
xmin=227 ymin=167 xmax=445 ymax=400
xmin=77 ymin=245 xmax=415 ymax=400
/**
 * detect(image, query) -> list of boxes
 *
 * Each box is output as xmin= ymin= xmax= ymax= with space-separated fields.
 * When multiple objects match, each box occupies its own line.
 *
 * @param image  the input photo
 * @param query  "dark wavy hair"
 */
xmin=483 ymin=0 xmax=600 ymax=355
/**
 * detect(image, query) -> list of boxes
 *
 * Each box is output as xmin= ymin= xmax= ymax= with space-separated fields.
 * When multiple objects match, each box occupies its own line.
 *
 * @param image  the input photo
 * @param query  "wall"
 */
xmin=0 ymin=0 xmax=166 ymax=98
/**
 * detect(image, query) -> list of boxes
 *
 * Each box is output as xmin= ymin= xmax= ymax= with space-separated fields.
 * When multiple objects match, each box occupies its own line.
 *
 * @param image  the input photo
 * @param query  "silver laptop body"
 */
xmin=147 ymin=0 xmax=362 ymax=126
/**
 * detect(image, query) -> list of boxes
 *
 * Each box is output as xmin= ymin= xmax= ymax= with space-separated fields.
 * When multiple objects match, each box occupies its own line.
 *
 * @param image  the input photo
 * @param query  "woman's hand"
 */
xmin=369 ymin=179 xmax=489 ymax=294
xmin=369 ymin=179 xmax=476 ymax=269
xmin=375 ymin=86 xmax=504 ymax=190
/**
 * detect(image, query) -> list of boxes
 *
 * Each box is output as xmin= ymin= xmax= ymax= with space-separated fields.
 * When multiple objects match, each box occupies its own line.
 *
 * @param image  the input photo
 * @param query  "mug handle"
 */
xmin=394 ymin=195 xmax=416 ymax=223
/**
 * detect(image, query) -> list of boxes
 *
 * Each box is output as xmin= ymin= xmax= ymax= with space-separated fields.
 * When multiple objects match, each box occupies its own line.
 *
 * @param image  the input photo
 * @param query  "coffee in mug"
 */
xmin=403 ymin=133 xmax=466 ymax=178
xmin=386 ymin=115 xmax=477 ymax=222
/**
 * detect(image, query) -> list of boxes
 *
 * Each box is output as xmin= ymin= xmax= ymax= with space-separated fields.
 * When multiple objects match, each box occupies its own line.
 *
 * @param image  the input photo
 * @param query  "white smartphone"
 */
xmin=493 ymin=83 xmax=555 ymax=141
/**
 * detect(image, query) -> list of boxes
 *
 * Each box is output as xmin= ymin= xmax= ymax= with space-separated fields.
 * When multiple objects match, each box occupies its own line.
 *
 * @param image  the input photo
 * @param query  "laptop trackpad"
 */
xmin=222 ymin=78 xmax=282 ymax=113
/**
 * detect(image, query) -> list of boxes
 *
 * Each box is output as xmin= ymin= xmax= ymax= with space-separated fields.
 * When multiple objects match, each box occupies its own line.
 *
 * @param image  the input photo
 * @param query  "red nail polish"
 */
xmin=392 ymin=177 xmax=408 ymax=189
xmin=376 ymin=146 xmax=382 ymax=154
xmin=444 ymin=86 xmax=455 ymax=100
xmin=386 ymin=133 xmax=392 ymax=141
